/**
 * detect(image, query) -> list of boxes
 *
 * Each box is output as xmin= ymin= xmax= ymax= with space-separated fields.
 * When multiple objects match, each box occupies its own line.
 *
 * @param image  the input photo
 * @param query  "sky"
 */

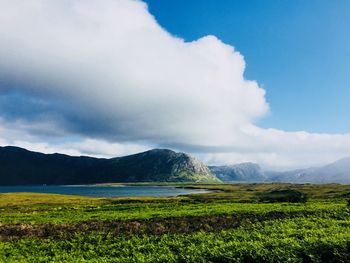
xmin=144 ymin=0 xmax=350 ymax=133
xmin=0 ymin=0 xmax=349 ymax=170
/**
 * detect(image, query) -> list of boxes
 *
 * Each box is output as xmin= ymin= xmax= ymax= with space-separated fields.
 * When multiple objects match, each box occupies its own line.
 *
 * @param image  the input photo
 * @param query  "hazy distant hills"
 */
xmin=266 ymin=157 xmax=350 ymax=184
xmin=210 ymin=158 xmax=350 ymax=184
xmin=209 ymin=163 xmax=266 ymax=182
xmin=0 ymin=146 xmax=219 ymax=185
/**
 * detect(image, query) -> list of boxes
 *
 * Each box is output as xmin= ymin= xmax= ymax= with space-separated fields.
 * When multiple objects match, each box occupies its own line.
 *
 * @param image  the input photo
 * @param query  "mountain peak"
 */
xmin=137 ymin=148 xmax=178 ymax=158
xmin=115 ymin=148 xmax=219 ymax=183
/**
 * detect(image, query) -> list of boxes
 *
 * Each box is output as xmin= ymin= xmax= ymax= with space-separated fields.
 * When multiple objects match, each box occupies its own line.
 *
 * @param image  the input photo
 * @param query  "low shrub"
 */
xmin=258 ymin=189 xmax=308 ymax=203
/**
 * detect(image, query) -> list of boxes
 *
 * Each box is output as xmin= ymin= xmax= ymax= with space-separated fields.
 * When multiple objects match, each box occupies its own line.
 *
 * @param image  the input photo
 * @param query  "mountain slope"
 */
xmin=104 ymin=149 xmax=218 ymax=183
xmin=0 ymin=146 xmax=219 ymax=185
xmin=209 ymin=163 xmax=266 ymax=182
xmin=266 ymin=157 xmax=350 ymax=184
xmin=210 ymin=157 xmax=350 ymax=184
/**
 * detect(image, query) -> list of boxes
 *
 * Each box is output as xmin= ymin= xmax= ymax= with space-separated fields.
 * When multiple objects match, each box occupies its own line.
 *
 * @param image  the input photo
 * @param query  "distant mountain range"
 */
xmin=266 ymin=157 xmax=350 ymax=184
xmin=210 ymin=158 xmax=350 ymax=184
xmin=1 ymin=145 xmax=350 ymax=185
xmin=209 ymin=163 xmax=266 ymax=182
xmin=0 ymin=146 xmax=218 ymax=185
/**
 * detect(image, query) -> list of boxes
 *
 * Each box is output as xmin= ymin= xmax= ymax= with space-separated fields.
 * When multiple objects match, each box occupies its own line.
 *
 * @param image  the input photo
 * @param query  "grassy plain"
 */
xmin=0 ymin=183 xmax=350 ymax=262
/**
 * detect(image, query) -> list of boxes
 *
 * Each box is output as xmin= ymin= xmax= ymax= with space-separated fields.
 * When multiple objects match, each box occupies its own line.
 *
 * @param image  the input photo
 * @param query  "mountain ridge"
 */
xmin=266 ymin=157 xmax=350 ymax=184
xmin=1 ymin=145 xmax=350 ymax=184
xmin=209 ymin=162 xmax=266 ymax=182
xmin=0 ymin=146 xmax=219 ymax=185
xmin=210 ymin=158 xmax=350 ymax=184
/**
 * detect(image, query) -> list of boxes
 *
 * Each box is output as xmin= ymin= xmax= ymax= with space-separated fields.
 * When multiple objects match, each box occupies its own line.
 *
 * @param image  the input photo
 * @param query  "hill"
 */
xmin=266 ymin=157 xmax=350 ymax=184
xmin=210 ymin=158 xmax=350 ymax=184
xmin=0 ymin=146 xmax=219 ymax=185
xmin=209 ymin=163 xmax=266 ymax=182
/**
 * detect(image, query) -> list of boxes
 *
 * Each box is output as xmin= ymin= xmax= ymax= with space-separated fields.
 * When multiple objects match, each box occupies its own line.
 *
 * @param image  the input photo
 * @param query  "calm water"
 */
xmin=0 ymin=185 xmax=210 ymax=197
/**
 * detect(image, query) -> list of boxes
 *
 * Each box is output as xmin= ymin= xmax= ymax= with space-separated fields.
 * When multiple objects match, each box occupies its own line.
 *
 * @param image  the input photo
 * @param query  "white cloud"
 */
xmin=0 ymin=0 xmax=267 ymax=146
xmin=0 ymin=0 xmax=349 ymax=170
xmin=198 ymin=125 xmax=350 ymax=170
xmin=0 ymin=118 xmax=149 ymax=158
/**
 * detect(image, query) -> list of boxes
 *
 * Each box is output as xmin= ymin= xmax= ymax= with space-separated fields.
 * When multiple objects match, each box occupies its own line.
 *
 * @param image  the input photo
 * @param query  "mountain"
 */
xmin=2 ymin=145 xmax=349 ymax=185
xmin=0 ymin=146 xmax=219 ymax=185
xmin=210 ymin=157 xmax=350 ymax=183
xmin=266 ymin=157 xmax=350 ymax=184
xmin=209 ymin=162 xmax=266 ymax=182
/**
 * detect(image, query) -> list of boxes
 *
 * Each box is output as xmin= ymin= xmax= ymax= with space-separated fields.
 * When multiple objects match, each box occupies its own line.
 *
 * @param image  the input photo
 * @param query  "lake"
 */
xmin=0 ymin=185 xmax=211 ymax=197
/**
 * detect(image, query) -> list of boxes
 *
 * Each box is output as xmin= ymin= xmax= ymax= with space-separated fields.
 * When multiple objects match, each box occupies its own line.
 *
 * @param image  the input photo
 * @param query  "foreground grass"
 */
xmin=1 ymin=216 xmax=350 ymax=262
xmin=0 ymin=183 xmax=350 ymax=262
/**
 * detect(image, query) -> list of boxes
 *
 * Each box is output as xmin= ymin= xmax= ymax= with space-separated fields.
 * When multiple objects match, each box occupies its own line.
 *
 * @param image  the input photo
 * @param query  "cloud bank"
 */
xmin=0 ymin=0 xmax=349 ymax=170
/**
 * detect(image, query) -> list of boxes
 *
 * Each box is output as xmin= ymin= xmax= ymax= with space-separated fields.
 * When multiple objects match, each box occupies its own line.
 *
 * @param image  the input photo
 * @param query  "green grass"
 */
xmin=1 ymin=216 xmax=349 ymax=262
xmin=0 ymin=183 xmax=350 ymax=262
xmin=0 ymin=195 xmax=347 ymax=224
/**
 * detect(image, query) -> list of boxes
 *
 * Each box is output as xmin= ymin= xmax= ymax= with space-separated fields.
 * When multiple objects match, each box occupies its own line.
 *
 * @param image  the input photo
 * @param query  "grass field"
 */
xmin=0 ymin=183 xmax=350 ymax=262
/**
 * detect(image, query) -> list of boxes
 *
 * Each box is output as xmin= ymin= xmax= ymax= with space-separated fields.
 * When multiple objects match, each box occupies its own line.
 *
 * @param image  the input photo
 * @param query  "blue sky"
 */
xmin=145 ymin=0 xmax=350 ymax=133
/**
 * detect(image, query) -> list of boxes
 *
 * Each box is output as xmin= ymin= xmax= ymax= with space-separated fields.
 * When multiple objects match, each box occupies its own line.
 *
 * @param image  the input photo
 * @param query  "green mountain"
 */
xmin=0 ymin=146 xmax=220 ymax=185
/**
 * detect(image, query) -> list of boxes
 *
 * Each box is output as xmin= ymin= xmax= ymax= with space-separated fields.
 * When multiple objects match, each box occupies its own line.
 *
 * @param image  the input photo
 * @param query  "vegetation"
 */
xmin=258 ymin=189 xmax=308 ymax=203
xmin=0 ymin=183 xmax=350 ymax=262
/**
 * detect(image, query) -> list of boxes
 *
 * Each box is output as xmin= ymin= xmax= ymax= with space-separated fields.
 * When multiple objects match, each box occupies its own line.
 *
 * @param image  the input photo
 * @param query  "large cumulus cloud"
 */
xmin=0 ymin=0 xmax=349 ymax=169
